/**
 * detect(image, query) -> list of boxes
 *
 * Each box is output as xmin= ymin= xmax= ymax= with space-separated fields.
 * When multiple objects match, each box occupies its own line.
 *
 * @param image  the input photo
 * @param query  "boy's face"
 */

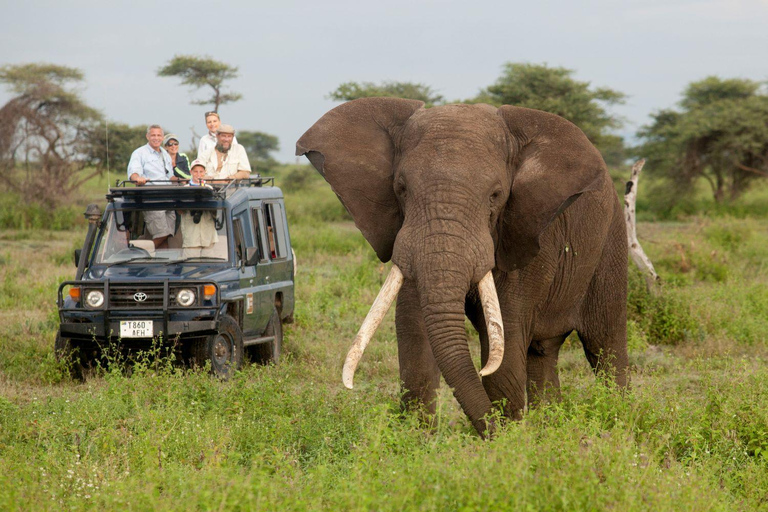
xmin=191 ymin=166 xmax=206 ymax=182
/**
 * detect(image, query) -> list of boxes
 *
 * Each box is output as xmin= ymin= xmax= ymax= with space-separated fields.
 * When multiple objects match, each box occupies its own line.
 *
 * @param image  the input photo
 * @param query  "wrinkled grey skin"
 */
xmin=296 ymin=98 xmax=628 ymax=437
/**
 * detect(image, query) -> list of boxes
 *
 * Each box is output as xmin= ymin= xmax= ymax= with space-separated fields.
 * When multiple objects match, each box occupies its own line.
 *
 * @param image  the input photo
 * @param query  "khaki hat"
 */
xmin=217 ymin=124 xmax=235 ymax=134
xmin=163 ymin=134 xmax=179 ymax=146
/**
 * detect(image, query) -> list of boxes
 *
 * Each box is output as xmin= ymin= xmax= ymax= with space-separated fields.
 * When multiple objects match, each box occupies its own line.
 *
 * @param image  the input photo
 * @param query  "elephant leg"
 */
xmin=526 ymin=334 xmax=568 ymax=406
xmin=396 ymin=278 xmax=441 ymax=416
xmin=577 ymin=233 xmax=629 ymax=387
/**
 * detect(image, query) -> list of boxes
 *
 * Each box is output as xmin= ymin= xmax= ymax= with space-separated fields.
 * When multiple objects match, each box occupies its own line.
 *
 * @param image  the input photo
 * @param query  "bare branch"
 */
xmin=735 ymin=161 xmax=768 ymax=177
xmin=624 ymin=159 xmax=661 ymax=294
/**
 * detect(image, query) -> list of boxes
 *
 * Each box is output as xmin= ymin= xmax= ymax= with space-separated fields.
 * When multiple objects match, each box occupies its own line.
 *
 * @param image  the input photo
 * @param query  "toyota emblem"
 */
xmin=133 ymin=292 xmax=148 ymax=302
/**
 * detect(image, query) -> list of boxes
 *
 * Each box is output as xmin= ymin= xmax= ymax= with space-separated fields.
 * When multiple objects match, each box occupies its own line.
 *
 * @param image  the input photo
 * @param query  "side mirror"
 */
xmin=245 ymin=247 xmax=260 ymax=266
xmin=74 ymin=249 xmax=82 ymax=267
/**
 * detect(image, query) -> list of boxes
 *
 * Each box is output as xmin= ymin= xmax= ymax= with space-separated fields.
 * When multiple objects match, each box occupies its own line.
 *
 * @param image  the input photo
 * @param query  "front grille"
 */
xmin=109 ymin=284 xmax=165 ymax=308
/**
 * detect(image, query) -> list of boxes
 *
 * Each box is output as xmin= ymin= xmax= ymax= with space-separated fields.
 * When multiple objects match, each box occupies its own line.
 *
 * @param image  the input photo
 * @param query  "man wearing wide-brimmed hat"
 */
xmin=197 ymin=124 xmax=253 ymax=181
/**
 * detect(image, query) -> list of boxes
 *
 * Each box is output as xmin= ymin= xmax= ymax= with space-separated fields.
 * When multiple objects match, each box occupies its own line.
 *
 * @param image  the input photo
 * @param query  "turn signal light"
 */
xmin=203 ymin=284 xmax=216 ymax=300
xmin=69 ymin=287 xmax=81 ymax=301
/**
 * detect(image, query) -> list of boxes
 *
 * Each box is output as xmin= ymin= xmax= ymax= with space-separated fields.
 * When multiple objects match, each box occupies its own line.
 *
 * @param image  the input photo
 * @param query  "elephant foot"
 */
xmin=400 ymin=391 xmax=439 ymax=431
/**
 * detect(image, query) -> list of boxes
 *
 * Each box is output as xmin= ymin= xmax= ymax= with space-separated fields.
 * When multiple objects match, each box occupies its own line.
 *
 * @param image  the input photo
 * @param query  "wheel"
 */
xmin=254 ymin=306 xmax=282 ymax=365
xmin=190 ymin=315 xmax=243 ymax=379
xmin=54 ymin=330 xmax=87 ymax=381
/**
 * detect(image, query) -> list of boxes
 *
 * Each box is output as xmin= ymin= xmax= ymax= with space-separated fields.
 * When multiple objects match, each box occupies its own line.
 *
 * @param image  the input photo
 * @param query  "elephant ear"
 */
xmin=296 ymin=98 xmax=425 ymax=262
xmin=496 ymin=105 xmax=607 ymax=271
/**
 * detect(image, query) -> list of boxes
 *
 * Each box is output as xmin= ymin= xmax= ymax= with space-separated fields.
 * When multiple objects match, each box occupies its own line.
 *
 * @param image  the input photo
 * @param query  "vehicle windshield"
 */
xmin=92 ymin=208 xmax=229 ymax=265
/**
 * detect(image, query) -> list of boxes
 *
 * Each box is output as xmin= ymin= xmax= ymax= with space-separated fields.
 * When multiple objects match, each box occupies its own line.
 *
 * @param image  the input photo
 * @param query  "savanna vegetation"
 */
xmin=2 ymin=56 xmax=768 ymax=509
xmin=1 ymin=163 xmax=768 ymax=510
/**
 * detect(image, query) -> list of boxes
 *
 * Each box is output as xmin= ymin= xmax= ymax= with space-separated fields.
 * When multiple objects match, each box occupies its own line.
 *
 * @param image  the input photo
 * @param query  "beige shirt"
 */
xmin=181 ymin=211 xmax=219 ymax=248
xmin=198 ymin=143 xmax=252 ymax=180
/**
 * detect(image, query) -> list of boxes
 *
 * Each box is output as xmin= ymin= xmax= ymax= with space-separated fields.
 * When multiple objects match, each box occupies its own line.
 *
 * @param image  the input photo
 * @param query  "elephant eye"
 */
xmin=490 ymin=189 xmax=502 ymax=206
xmin=395 ymin=179 xmax=407 ymax=197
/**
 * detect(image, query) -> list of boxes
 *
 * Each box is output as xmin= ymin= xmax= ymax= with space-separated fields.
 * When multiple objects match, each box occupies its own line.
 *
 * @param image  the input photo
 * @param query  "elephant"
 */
xmin=296 ymin=98 xmax=628 ymax=437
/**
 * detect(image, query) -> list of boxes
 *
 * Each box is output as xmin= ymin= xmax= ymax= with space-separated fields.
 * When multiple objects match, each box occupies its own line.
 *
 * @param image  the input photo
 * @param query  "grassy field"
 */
xmin=1 ymin=167 xmax=767 ymax=510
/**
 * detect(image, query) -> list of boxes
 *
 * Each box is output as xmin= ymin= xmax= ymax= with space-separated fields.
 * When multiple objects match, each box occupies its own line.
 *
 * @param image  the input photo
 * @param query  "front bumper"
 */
xmin=58 ymin=279 xmax=222 ymax=342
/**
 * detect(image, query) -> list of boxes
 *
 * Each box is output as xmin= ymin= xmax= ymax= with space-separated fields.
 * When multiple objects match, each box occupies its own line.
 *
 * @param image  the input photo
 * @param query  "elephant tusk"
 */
xmin=342 ymin=265 xmax=404 ymax=389
xmin=477 ymin=271 xmax=504 ymax=377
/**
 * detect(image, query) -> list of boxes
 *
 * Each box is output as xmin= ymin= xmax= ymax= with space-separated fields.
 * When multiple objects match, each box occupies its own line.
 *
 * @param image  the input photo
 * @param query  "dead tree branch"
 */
xmin=624 ymin=158 xmax=661 ymax=294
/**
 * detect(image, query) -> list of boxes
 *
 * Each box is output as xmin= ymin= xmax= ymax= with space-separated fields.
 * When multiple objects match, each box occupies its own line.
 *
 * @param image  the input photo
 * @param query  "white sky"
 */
xmin=1 ymin=0 xmax=767 ymax=164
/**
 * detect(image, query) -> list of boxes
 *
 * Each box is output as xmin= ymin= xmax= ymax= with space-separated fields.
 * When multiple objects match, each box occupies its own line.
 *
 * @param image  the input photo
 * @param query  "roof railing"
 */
xmin=108 ymin=177 xmax=275 ymax=201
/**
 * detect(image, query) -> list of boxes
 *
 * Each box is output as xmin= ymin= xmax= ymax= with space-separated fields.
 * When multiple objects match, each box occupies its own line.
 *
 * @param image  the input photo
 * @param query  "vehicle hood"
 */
xmin=85 ymin=264 xmax=238 ymax=281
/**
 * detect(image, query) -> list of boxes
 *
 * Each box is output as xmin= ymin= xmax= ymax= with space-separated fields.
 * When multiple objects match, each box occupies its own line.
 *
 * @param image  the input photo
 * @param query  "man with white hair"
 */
xmin=127 ymin=124 xmax=175 ymax=248
xmin=127 ymin=124 xmax=174 ymax=185
xmin=197 ymin=124 xmax=253 ymax=181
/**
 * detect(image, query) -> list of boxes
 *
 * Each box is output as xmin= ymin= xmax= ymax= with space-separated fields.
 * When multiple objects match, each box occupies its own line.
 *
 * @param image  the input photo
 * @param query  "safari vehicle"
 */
xmin=56 ymin=178 xmax=295 ymax=378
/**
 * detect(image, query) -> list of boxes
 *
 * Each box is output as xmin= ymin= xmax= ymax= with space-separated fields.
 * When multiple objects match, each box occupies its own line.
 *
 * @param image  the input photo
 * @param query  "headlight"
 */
xmin=176 ymin=288 xmax=196 ymax=307
xmin=85 ymin=290 xmax=104 ymax=308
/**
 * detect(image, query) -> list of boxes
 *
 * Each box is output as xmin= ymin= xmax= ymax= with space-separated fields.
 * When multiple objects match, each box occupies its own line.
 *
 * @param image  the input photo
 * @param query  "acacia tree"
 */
xmin=637 ymin=77 xmax=768 ymax=203
xmin=0 ymin=63 xmax=102 ymax=207
xmin=158 ymin=55 xmax=242 ymax=112
xmin=468 ymin=63 xmax=627 ymax=162
xmin=329 ymin=81 xmax=444 ymax=107
xmin=237 ymin=130 xmax=280 ymax=172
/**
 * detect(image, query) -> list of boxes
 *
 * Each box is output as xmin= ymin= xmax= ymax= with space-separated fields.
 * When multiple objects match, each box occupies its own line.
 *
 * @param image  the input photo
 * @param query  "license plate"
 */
xmin=120 ymin=320 xmax=153 ymax=338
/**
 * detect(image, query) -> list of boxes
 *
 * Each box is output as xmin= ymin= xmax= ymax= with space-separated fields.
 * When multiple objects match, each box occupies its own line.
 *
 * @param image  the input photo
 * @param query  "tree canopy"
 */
xmin=237 ymin=130 xmax=280 ymax=173
xmin=86 ymin=123 xmax=147 ymax=174
xmin=158 ymin=55 xmax=242 ymax=112
xmin=636 ymin=76 xmax=768 ymax=203
xmin=0 ymin=63 xmax=102 ymax=207
xmin=328 ymin=81 xmax=444 ymax=107
xmin=469 ymin=63 xmax=626 ymax=159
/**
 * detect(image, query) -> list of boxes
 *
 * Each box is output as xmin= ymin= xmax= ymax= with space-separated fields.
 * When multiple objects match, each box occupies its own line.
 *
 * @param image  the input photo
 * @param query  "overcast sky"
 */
xmin=1 ymin=0 xmax=767 ymax=165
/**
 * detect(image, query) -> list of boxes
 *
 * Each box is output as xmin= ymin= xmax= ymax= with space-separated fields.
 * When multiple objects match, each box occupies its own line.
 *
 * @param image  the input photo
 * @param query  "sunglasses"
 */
xmin=204 ymin=111 xmax=219 ymax=118
xmin=165 ymin=142 xmax=179 ymax=147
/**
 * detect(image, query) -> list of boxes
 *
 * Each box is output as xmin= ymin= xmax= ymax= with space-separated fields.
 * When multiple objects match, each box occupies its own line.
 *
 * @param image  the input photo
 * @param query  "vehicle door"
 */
xmin=238 ymin=201 xmax=273 ymax=337
xmin=262 ymin=201 xmax=293 ymax=301
xmin=232 ymin=206 xmax=259 ymax=337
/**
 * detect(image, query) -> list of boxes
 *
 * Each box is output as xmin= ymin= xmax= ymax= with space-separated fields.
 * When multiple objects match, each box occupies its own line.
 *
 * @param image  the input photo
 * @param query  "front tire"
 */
xmin=254 ymin=306 xmax=282 ymax=365
xmin=191 ymin=315 xmax=243 ymax=379
xmin=54 ymin=330 xmax=87 ymax=380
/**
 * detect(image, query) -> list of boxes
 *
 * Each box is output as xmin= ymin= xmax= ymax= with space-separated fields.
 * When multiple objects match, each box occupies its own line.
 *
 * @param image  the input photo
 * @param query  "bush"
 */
xmin=627 ymin=268 xmax=698 ymax=344
xmin=0 ymin=193 xmax=85 ymax=230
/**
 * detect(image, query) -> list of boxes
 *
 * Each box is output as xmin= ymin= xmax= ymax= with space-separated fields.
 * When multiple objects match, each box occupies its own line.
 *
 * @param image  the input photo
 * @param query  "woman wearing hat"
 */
xmin=164 ymin=134 xmax=191 ymax=181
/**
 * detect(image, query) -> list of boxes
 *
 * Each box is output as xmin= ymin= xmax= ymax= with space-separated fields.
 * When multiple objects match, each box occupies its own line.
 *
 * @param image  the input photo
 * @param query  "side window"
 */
xmin=264 ymin=202 xmax=287 ymax=259
xmin=232 ymin=218 xmax=245 ymax=262
xmin=250 ymin=207 xmax=266 ymax=262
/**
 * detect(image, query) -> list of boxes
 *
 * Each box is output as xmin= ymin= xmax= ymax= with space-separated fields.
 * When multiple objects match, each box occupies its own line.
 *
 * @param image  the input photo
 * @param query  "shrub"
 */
xmin=0 ymin=193 xmax=85 ymax=230
xmin=627 ymin=268 xmax=698 ymax=344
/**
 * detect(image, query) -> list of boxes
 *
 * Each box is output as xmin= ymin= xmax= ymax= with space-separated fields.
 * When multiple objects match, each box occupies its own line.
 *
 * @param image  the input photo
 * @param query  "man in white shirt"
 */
xmin=126 ymin=125 xmax=176 ymax=248
xmin=198 ymin=124 xmax=253 ymax=181
xmin=127 ymin=125 xmax=174 ymax=185
xmin=198 ymin=111 xmax=238 ymax=156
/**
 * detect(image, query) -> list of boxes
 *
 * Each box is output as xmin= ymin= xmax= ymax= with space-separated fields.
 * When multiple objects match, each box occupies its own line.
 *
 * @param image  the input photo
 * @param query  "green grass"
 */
xmin=1 ymin=166 xmax=767 ymax=510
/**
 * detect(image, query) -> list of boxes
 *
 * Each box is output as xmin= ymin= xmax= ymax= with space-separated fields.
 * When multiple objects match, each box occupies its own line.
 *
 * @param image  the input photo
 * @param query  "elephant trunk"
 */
xmin=418 ymin=259 xmax=495 ymax=435
xmin=341 ymin=266 xmax=503 ymax=391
